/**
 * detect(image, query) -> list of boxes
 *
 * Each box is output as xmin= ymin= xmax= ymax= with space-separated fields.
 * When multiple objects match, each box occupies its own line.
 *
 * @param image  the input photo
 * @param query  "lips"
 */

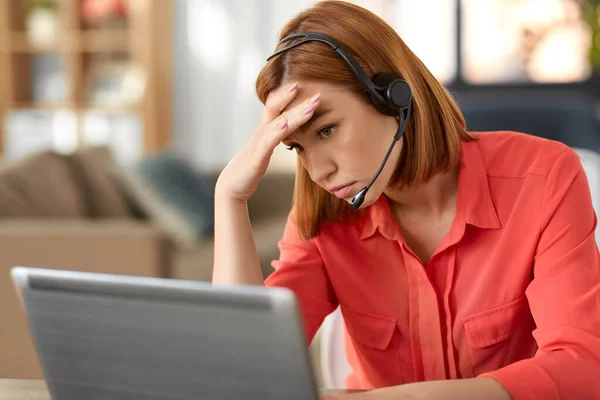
xmin=329 ymin=182 xmax=356 ymax=198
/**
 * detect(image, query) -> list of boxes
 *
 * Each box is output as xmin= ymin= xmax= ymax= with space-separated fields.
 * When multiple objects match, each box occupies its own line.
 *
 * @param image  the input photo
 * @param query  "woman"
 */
xmin=213 ymin=1 xmax=600 ymax=399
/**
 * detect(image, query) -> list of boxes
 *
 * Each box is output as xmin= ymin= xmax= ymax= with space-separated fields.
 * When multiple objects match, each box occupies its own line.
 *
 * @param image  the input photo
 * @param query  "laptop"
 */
xmin=11 ymin=266 xmax=330 ymax=400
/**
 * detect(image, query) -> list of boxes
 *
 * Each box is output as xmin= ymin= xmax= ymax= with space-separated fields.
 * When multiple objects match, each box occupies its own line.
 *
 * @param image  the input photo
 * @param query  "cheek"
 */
xmin=342 ymin=125 xmax=387 ymax=166
xmin=331 ymin=132 xmax=366 ymax=171
xmin=339 ymin=125 xmax=373 ymax=153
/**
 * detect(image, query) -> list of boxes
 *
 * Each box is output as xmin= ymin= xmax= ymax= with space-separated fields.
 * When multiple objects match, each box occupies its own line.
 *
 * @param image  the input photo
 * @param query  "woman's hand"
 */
xmin=216 ymin=81 xmax=321 ymax=202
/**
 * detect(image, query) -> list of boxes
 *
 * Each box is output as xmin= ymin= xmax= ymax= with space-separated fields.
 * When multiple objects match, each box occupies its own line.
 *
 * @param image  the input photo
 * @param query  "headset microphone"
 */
xmin=267 ymin=32 xmax=413 ymax=210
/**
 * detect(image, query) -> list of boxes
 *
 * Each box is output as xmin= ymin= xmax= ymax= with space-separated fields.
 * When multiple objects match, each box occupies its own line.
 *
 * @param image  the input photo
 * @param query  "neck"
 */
xmin=384 ymin=167 xmax=459 ymax=216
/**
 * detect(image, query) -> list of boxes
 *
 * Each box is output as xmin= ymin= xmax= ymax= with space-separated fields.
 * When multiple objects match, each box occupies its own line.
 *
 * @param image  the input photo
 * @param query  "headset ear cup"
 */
xmin=366 ymin=73 xmax=397 ymax=116
xmin=366 ymin=94 xmax=396 ymax=116
xmin=388 ymin=80 xmax=412 ymax=108
xmin=366 ymin=73 xmax=411 ymax=116
xmin=371 ymin=72 xmax=400 ymax=87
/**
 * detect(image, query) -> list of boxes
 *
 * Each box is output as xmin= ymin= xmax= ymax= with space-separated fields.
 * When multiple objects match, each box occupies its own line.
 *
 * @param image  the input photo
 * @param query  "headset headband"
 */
xmin=267 ymin=32 xmax=388 ymax=105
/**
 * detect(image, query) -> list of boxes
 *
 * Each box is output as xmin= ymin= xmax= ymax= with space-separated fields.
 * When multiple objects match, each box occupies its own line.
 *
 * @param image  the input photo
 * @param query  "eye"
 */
xmin=286 ymin=144 xmax=303 ymax=152
xmin=317 ymin=125 xmax=335 ymax=139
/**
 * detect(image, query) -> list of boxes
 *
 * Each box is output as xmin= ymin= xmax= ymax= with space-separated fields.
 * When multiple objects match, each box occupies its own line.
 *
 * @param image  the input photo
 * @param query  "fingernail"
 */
xmin=279 ymin=119 xmax=288 ymax=130
xmin=303 ymin=105 xmax=315 ymax=115
xmin=288 ymin=81 xmax=299 ymax=92
xmin=309 ymin=92 xmax=321 ymax=104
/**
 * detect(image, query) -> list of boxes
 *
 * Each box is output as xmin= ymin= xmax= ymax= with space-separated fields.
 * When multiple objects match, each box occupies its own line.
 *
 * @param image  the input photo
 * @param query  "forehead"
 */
xmin=277 ymin=80 xmax=354 ymax=112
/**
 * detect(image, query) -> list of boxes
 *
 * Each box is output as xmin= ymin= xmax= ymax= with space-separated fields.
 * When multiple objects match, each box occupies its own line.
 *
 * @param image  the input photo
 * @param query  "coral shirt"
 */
xmin=265 ymin=131 xmax=600 ymax=399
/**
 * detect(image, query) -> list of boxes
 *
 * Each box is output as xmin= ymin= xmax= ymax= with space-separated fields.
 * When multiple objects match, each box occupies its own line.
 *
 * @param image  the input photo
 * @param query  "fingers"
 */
xmin=260 ymin=81 xmax=299 ymax=125
xmin=264 ymin=92 xmax=321 ymax=147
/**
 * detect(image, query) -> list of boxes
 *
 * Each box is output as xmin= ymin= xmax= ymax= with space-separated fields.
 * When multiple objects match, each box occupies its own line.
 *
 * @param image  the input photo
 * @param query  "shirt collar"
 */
xmin=459 ymin=139 xmax=502 ymax=229
xmin=359 ymin=194 xmax=391 ymax=240
xmin=359 ymin=138 xmax=501 ymax=241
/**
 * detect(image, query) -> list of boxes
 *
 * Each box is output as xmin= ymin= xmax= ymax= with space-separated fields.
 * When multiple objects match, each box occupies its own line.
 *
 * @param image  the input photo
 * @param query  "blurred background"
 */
xmin=0 ymin=0 xmax=599 ymax=381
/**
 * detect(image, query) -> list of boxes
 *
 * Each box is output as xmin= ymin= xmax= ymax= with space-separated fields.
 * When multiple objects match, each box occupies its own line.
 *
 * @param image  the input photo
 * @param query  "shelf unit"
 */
xmin=0 ymin=0 xmax=173 ymax=156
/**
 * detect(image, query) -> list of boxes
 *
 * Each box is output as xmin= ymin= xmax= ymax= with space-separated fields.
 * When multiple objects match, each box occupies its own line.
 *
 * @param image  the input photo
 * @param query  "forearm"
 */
xmin=481 ymin=338 xmax=600 ymax=400
xmin=396 ymin=377 xmax=511 ymax=400
xmin=322 ymin=377 xmax=511 ymax=400
xmin=212 ymin=189 xmax=264 ymax=286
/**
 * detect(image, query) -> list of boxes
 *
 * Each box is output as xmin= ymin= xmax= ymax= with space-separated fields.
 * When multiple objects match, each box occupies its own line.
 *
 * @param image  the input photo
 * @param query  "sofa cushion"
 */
xmin=0 ymin=151 xmax=86 ymax=217
xmin=67 ymin=146 xmax=133 ymax=218
xmin=117 ymin=152 xmax=216 ymax=248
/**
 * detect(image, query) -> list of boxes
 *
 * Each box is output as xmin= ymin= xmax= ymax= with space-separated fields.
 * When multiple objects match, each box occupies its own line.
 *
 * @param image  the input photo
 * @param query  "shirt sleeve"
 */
xmin=481 ymin=148 xmax=600 ymax=400
xmin=264 ymin=210 xmax=338 ymax=345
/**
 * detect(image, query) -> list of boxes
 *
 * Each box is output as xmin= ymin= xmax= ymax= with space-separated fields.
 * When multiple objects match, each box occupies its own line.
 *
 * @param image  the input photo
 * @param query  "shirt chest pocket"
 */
xmin=340 ymin=306 xmax=405 ymax=386
xmin=463 ymin=296 xmax=535 ymax=376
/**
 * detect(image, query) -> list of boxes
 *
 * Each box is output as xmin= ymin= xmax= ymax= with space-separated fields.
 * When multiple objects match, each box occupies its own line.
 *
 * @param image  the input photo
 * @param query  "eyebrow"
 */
xmin=299 ymin=106 xmax=333 ymax=134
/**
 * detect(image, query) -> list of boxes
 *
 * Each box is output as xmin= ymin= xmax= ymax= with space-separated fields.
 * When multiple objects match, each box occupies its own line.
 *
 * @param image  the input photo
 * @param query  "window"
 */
xmin=461 ymin=0 xmax=594 ymax=84
xmin=391 ymin=0 xmax=458 ymax=84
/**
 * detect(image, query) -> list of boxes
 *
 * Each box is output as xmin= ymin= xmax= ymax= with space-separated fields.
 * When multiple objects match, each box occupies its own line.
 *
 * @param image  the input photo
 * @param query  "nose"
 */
xmin=301 ymin=147 xmax=337 ymax=185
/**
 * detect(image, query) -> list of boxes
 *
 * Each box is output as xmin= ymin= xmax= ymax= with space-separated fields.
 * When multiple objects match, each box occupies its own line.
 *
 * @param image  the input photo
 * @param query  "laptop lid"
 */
xmin=12 ymin=267 xmax=319 ymax=400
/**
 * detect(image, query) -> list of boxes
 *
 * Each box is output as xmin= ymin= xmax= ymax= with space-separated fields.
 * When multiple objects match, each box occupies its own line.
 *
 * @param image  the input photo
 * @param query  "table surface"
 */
xmin=0 ymin=380 xmax=49 ymax=400
xmin=0 ymin=379 xmax=359 ymax=399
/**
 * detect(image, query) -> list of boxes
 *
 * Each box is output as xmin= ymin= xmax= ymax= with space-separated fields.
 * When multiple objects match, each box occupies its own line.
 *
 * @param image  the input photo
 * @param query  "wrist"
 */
xmin=214 ymin=183 xmax=249 ymax=206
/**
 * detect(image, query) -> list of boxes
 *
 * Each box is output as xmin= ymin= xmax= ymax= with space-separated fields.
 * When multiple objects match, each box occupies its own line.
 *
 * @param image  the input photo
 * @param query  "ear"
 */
xmin=395 ymin=116 xmax=400 ymax=121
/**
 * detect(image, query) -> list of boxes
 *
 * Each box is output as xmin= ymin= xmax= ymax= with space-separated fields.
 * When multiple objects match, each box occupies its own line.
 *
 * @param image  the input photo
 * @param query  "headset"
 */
xmin=267 ymin=32 xmax=412 ymax=210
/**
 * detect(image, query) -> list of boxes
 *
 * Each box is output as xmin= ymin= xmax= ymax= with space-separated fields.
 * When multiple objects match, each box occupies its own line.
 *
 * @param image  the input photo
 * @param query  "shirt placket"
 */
xmin=428 ymin=215 xmax=465 ymax=380
xmin=403 ymin=244 xmax=447 ymax=381
xmin=401 ymin=219 xmax=466 ymax=382
xmin=441 ymin=247 xmax=459 ymax=379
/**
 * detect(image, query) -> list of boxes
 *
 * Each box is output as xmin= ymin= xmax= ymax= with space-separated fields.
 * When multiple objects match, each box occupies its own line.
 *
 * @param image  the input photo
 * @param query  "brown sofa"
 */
xmin=0 ymin=147 xmax=295 ymax=379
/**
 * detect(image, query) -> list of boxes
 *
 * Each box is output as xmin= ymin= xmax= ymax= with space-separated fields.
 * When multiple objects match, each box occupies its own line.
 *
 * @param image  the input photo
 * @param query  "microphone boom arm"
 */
xmin=350 ymin=105 xmax=410 ymax=210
